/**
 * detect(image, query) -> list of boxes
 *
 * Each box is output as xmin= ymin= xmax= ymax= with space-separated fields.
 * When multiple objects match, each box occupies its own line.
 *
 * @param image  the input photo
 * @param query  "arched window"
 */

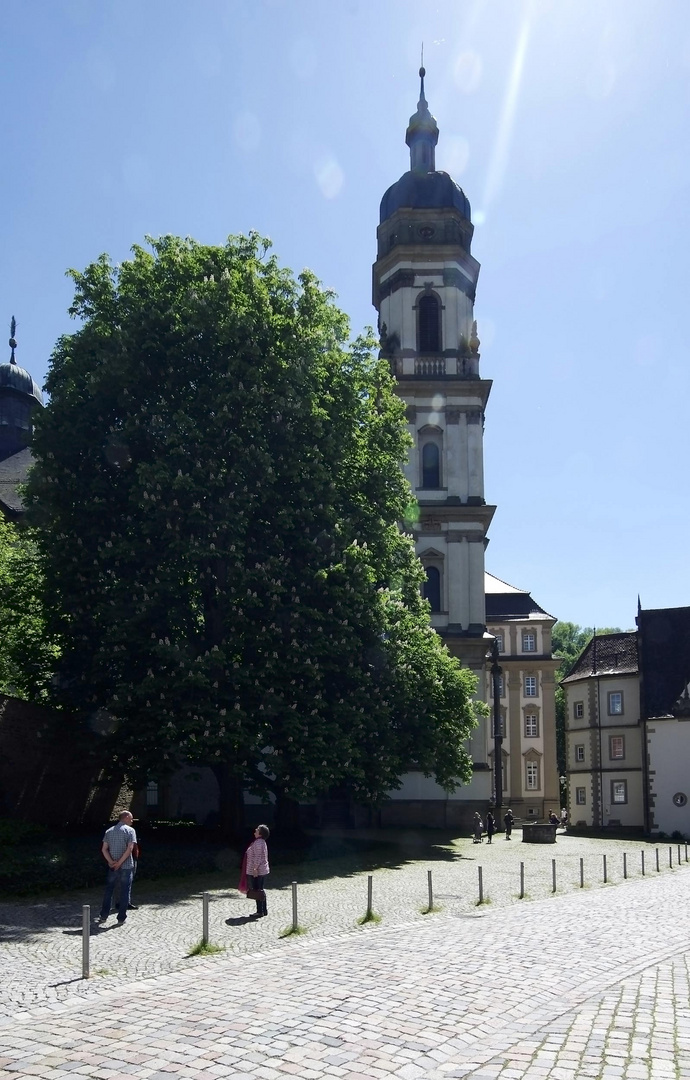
xmin=418 ymin=293 xmax=441 ymax=353
xmin=421 ymin=441 xmax=440 ymax=488
xmin=423 ymin=566 xmax=441 ymax=612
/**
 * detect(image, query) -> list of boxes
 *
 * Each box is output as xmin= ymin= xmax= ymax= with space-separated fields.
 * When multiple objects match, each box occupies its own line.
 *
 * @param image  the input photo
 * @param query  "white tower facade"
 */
xmin=373 ymin=70 xmax=495 ymax=687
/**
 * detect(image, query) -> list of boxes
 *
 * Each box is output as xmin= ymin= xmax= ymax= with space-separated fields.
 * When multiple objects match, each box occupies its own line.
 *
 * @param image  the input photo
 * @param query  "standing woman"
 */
xmin=473 ymin=811 xmax=484 ymax=844
xmin=240 ymin=824 xmax=270 ymax=918
xmin=486 ymin=811 xmax=496 ymax=844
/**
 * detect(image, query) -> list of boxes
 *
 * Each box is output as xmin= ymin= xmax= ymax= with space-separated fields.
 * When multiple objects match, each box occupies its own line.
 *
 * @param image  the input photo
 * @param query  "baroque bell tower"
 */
xmin=373 ymin=69 xmax=495 ymax=681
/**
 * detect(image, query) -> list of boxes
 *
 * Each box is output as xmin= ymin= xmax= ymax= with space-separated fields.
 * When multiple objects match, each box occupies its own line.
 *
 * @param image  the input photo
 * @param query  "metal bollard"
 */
xmin=685 ymin=842 xmax=688 ymax=863
xmin=552 ymin=858 xmax=557 ymax=893
xmin=656 ymin=848 xmax=660 ymax=873
xmin=367 ymin=875 xmax=373 ymax=919
xmin=291 ymin=881 xmax=298 ymax=932
xmin=623 ymin=852 xmax=627 ymax=879
xmin=519 ymin=861 xmax=525 ymax=900
xmin=641 ymin=850 xmax=645 ymax=876
xmin=669 ymin=846 xmax=673 ymax=869
xmin=427 ymin=869 xmax=433 ymax=911
xmin=82 ymin=904 xmax=90 ymax=980
xmin=580 ymin=857 xmax=584 ymax=888
xmin=678 ymin=844 xmax=682 ymax=866
xmin=603 ymin=853 xmax=607 ymax=884
xmin=202 ymin=892 xmax=210 ymax=945
xmin=478 ymin=866 xmax=483 ymax=904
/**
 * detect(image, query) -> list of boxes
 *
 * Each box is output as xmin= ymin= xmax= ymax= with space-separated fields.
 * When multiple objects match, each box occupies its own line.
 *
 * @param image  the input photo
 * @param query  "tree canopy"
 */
xmin=27 ymin=233 xmax=479 ymax=828
xmin=0 ymin=517 xmax=58 ymax=702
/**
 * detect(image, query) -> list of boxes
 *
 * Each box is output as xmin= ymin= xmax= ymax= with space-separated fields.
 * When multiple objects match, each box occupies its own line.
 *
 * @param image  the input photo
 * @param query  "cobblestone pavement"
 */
xmin=0 ymin=863 xmax=689 ymax=1078
xmin=1 ymin=829 xmax=686 ymax=1015
xmin=1 ymin=836 xmax=689 ymax=1077
xmin=0 ymin=834 xmax=687 ymax=1017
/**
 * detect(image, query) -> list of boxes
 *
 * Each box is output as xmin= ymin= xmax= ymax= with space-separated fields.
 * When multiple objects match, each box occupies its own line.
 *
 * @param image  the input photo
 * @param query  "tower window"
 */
xmin=421 ymin=441 xmax=440 ymax=488
xmin=423 ymin=566 xmax=441 ymax=612
xmin=418 ymin=294 xmax=441 ymax=353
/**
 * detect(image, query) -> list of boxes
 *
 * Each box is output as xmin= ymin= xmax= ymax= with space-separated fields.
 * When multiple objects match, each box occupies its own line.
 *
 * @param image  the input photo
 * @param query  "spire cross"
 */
xmin=9 ymin=316 xmax=17 ymax=364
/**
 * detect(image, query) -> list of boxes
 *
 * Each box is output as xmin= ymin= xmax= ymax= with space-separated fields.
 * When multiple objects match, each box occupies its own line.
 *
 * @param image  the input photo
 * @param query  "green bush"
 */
xmin=0 ymin=818 xmax=48 ymax=847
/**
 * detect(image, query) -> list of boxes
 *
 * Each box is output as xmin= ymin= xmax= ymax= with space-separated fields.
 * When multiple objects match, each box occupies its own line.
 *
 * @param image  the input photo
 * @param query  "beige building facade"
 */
xmin=563 ymin=608 xmax=690 ymax=837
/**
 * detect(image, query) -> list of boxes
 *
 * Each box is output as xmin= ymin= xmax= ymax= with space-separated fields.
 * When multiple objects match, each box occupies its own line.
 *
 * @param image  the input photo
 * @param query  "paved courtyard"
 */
xmin=1 ymin=835 xmax=689 ymax=1077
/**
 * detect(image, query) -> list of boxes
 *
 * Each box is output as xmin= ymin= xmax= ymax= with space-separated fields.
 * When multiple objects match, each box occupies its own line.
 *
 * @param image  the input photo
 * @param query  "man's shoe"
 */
xmin=127 ymin=904 xmax=138 ymax=910
xmin=115 ymin=918 xmax=126 ymax=925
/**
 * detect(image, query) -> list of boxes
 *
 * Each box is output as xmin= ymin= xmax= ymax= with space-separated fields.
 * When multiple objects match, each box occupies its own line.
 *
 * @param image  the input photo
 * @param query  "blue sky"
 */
xmin=2 ymin=0 xmax=689 ymax=631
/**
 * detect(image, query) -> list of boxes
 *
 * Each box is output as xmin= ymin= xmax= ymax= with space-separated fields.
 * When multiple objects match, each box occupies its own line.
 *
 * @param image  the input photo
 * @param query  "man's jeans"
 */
xmin=100 ymin=867 xmax=133 ymax=922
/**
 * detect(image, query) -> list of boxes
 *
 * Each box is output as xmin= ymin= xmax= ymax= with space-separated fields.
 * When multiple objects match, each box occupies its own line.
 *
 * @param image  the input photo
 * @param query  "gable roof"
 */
xmin=485 ymin=571 xmax=555 ymax=622
xmin=561 ymin=632 xmax=639 ymax=683
xmin=638 ymin=606 xmax=690 ymax=719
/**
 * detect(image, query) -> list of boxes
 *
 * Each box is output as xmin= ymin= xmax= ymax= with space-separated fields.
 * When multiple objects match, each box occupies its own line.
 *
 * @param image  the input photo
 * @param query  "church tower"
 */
xmin=373 ymin=69 xmax=495 ymax=682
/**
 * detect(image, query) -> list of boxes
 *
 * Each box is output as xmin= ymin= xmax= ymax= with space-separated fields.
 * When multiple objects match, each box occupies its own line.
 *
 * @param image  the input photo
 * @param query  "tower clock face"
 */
xmin=673 ymin=792 xmax=687 ymax=807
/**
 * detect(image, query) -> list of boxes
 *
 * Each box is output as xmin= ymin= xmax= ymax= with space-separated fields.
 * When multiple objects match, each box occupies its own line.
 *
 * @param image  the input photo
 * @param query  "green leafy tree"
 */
xmin=552 ymin=621 xmax=624 ymax=778
xmin=0 ymin=518 xmax=59 ymax=701
xmin=27 ymin=234 xmax=479 ymax=833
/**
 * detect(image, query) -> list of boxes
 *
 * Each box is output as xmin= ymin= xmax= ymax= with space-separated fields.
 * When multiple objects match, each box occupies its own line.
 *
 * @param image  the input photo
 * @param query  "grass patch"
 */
xmin=516 ymin=893 xmax=531 ymax=901
xmin=419 ymin=904 xmax=442 ymax=915
xmin=186 ymin=940 xmax=225 ymax=957
xmin=357 ymin=910 xmax=381 ymax=925
xmin=93 ymin=968 xmax=111 ymax=976
xmin=279 ymin=924 xmax=308 ymax=938
xmin=475 ymin=897 xmax=492 ymax=906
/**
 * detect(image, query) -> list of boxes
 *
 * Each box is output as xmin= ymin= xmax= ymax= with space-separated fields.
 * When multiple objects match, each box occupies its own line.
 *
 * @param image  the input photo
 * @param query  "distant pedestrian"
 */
xmin=548 ymin=811 xmax=560 ymax=825
xmin=98 ymin=811 xmax=137 ymax=925
xmin=239 ymin=824 xmax=270 ymax=917
xmin=560 ymin=808 xmax=568 ymax=828
xmin=473 ymin=812 xmax=483 ymax=844
xmin=504 ymin=808 xmax=514 ymax=839
xmin=486 ymin=811 xmax=496 ymax=844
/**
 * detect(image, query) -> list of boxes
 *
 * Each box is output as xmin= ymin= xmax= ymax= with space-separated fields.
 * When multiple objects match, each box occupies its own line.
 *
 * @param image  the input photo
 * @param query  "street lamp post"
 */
xmin=490 ymin=638 xmax=503 ymax=813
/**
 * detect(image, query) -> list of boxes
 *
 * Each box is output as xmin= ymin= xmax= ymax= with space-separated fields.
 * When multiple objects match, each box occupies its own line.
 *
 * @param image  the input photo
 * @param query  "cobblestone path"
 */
xmin=0 ymin=850 xmax=689 ymax=1078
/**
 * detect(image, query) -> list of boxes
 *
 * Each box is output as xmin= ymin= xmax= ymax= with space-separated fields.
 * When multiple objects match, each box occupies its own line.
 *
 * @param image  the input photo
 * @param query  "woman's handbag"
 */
xmin=246 ymin=888 xmax=266 ymax=901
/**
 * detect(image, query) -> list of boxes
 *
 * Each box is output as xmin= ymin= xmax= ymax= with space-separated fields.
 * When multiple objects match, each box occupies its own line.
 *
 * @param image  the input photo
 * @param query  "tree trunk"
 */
xmin=211 ymin=763 xmax=245 ymax=841
xmin=274 ymin=790 xmax=304 ymax=842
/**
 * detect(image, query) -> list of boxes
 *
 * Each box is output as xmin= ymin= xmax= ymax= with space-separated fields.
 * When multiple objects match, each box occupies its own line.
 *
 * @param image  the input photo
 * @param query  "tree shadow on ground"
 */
xmin=0 ymin=827 xmax=470 ymax=943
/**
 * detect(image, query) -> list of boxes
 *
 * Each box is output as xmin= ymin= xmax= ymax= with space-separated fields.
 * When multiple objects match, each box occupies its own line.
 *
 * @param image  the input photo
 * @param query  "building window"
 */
xmin=522 ymin=631 xmax=536 ymax=652
xmin=611 ymin=780 xmax=628 ymax=804
xmin=493 ymin=632 xmax=504 ymax=653
xmin=574 ymin=701 xmax=584 ymax=719
xmin=423 ymin=566 xmax=441 ymax=612
xmin=146 ymin=780 xmax=159 ymax=807
xmin=608 ymin=691 xmax=623 ymax=715
xmin=421 ymin=441 xmax=441 ymax=488
xmin=575 ymin=744 xmax=585 ymax=762
xmin=524 ymin=675 xmax=538 ymax=697
xmin=576 ymin=787 xmax=586 ymax=805
xmin=418 ymin=293 xmax=441 ymax=352
xmin=526 ymin=760 xmax=540 ymax=790
xmin=524 ymin=713 xmax=538 ymax=738
xmin=609 ymin=735 xmax=625 ymax=760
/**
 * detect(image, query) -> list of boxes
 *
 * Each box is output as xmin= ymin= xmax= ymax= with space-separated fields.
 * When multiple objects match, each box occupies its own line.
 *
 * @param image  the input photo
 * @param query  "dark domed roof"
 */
xmin=0 ymin=362 xmax=44 ymax=405
xmin=380 ymin=170 xmax=471 ymax=224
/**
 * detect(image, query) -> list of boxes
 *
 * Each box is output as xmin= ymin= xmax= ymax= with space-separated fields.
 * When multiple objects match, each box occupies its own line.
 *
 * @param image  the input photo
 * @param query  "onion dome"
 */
xmin=380 ymin=67 xmax=472 ymax=225
xmin=0 ymin=317 xmax=43 ymax=406
xmin=0 ymin=317 xmax=44 ymax=464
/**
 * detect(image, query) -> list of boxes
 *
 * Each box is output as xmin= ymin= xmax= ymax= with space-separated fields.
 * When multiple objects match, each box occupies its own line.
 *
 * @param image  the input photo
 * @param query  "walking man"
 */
xmin=98 ymin=811 xmax=137 ymax=925
xmin=504 ymin=808 xmax=514 ymax=839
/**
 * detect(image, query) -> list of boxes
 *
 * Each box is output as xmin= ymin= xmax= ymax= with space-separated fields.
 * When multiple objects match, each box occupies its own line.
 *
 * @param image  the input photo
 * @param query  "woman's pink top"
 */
xmin=245 ymin=837 xmax=269 ymax=877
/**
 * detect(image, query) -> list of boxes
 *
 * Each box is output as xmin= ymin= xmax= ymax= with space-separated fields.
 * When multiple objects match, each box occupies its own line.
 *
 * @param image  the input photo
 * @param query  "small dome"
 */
xmin=379 ymin=170 xmax=471 ymax=224
xmin=0 ymin=362 xmax=44 ymax=405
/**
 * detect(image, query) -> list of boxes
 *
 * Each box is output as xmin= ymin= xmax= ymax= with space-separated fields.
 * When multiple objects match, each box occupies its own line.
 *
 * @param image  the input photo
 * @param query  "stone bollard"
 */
xmin=202 ymin=892 xmax=210 ymax=946
xmin=82 ymin=905 xmax=90 ymax=980
xmin=291 ymin=882 xmax=298 ymax=932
